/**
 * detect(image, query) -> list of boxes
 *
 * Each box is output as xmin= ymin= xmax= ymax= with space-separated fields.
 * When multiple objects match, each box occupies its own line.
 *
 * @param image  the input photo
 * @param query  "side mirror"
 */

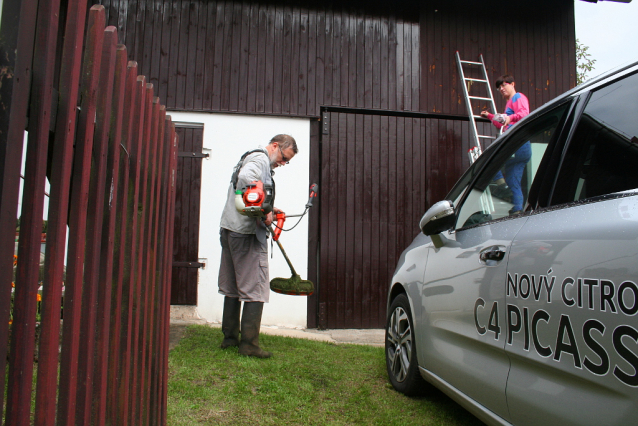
xmin=420 ymin=200 xmax=455 ymax=237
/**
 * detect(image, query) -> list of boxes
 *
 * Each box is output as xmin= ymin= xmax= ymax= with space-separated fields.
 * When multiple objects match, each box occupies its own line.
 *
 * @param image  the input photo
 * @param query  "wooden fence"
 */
xmin=0 ymin=2 xmax=178 ymax=425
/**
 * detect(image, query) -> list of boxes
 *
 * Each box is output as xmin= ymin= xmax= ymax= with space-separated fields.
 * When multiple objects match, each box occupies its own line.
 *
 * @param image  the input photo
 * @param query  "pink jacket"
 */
xmin=487 ymin=92 xmax=530 ymax=131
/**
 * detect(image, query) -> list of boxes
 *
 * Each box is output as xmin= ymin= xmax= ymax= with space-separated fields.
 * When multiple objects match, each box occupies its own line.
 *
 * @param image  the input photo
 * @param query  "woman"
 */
xmin=481 ymin=75 xmax=531 ymax=215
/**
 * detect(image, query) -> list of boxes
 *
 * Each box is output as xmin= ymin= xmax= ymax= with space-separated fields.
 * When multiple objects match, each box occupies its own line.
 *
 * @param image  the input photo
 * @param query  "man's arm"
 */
xmin=236 ymin=160 xmax=262 ymax=189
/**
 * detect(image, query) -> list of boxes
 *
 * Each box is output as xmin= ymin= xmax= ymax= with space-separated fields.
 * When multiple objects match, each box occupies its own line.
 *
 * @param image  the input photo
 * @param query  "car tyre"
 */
xmin=385 ymin=293 xmax=428 ymax=396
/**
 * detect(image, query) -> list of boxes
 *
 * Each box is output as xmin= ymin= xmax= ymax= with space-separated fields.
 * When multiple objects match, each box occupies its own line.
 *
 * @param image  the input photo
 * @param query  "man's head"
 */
xmin=266 ymin=134 xmax=298 ymax=169
xmin=495 ymin=75 xmax=517 ymax=100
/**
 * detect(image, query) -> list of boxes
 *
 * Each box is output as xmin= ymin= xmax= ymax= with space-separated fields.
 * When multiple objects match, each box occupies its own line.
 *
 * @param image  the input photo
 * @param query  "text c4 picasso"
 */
xmin=474 ymin=271 xmax=638 ymax=388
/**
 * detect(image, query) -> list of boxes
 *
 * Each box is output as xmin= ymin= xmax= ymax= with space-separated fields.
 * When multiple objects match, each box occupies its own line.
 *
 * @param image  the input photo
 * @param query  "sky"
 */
xmin=574 ymin=0 xmax=638 ymax=78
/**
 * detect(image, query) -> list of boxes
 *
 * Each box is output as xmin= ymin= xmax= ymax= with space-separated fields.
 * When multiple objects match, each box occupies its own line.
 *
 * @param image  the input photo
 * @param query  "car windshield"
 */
xmin=445 ymin=143 xmax=496 ymax=207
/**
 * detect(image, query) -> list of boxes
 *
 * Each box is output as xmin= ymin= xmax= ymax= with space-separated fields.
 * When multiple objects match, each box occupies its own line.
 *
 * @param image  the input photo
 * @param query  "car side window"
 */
xmin=551 ymin=71 xmax=638 ymax=205
xmin=455 ymin=104 xmax=570 ymax=229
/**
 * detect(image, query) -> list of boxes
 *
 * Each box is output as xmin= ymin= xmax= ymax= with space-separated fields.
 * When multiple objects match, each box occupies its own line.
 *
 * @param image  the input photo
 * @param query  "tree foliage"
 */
xmin=576 ymin=39 xmax=596 ymax=85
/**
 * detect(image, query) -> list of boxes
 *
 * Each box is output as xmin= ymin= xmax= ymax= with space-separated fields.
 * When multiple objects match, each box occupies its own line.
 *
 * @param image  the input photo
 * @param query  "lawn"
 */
xmin=167 ymin=325 xmax=484 ymax=425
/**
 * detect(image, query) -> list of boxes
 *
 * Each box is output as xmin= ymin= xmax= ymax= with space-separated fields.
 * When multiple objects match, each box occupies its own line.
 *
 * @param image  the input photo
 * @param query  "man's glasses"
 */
xmin=278 ymin=146 xmax=290 ymax=164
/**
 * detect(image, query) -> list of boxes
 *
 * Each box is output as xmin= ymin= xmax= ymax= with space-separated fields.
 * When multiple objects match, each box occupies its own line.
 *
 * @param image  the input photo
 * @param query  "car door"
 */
xmin=505 ymin=70 xmax=638 ymax=426
xmin=419 ymin=102 xmax=572 ymax=420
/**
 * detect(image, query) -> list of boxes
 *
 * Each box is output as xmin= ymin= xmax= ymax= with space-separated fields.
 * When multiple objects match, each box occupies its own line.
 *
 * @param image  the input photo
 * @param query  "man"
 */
xmin=218 ymin=134 xmax=298 ymax=358
xmin=481 ymin=75 xmax=531 ymax=215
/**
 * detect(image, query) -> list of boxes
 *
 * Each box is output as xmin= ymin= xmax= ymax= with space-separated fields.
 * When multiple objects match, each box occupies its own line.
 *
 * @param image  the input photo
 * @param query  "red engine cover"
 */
xmin=243 ymin=181 xmax=266 ymax=207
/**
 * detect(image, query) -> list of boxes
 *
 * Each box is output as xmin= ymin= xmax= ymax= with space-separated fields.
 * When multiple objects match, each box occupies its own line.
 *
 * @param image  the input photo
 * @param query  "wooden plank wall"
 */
xmin=98 ymin=0 xmax=575 ymax=119
xmin=421 ymin=0 xmax=576 ymax=117
xmin=100 ymin=0 xmax=422 ymax=116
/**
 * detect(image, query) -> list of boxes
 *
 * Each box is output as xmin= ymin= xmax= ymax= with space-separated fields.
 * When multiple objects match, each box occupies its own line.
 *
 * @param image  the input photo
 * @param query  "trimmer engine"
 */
xmin=235 ymin=180 xmax=274 ymax=217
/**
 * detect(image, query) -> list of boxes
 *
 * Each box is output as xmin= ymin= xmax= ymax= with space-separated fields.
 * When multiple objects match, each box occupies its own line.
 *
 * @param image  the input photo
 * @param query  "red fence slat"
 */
xmin=161 ymin=119 xmax=179 ymax=425
xmin=140 ymin=97 xmax=162 ymax=424
xmin=75 ymin=22 xmax=117 ymax=425
xmin=148 ymin=104 xmax=166 ymax=425
xmin=0 ymin=0 xmax=39 ymax=413
xmin=130 ymin=80 xmax=153 ymax=424
xmin=107 ymin=59 xmax=138 ymax=424
xmin=58 ymin=8 xmax=105 ymax=424
xmin=92 ymin=35 xmax=126 ymax=426
xmin=4 ymin=0 xmax=59 ymax=417
xmin=120 ymin=73 xmax=147 ymax=423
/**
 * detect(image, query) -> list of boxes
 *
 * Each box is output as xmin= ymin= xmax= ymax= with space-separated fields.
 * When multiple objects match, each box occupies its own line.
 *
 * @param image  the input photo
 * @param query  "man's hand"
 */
xmin=266 ymin=207 xmax=283 ymax=227
xmin=480 ymin=110 xmax=490 ymax=119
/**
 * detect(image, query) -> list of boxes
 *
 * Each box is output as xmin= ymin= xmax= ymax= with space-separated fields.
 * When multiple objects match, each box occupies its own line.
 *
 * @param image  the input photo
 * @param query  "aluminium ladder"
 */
xmin=455 ymin=52 xmax=500 ymax=163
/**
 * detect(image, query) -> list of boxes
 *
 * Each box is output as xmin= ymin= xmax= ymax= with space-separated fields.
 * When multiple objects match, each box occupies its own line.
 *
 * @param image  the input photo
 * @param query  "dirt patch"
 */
xmin=169 ymin=323 xmax=188 ymax=351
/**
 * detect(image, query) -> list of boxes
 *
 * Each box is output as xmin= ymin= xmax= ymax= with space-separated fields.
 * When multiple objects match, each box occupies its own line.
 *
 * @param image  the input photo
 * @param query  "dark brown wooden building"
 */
xmin=99 ymin=0 xmax=578 ymax=328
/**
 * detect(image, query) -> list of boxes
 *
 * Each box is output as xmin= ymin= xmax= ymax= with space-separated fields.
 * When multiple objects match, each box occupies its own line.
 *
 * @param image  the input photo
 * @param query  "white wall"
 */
xmin=168 ymin=112 xmax=311 ymax=328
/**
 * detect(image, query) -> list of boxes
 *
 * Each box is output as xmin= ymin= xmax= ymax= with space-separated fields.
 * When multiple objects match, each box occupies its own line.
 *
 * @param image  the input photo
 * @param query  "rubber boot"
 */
xmin=220 ymin=297 xmax=241 ymax=349
xmin=238 ymin=302 xmax=272 ymax=358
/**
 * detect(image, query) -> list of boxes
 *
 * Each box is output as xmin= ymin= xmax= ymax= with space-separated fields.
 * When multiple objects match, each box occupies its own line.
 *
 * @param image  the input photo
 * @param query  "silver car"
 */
xmin=385 ymin=62 xmax=638 ymax=426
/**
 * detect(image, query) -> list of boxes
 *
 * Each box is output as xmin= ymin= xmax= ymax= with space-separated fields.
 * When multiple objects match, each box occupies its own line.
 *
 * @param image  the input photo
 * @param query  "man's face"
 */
xmin=269 ymin=143 xmax=296 ymax=169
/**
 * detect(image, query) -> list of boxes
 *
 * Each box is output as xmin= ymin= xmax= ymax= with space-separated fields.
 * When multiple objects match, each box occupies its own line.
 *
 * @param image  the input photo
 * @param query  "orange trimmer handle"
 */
xmin=306 ymin=183 xmax=319 ymax=208
xmin=273 ymin=212 xmax=286 ymax=241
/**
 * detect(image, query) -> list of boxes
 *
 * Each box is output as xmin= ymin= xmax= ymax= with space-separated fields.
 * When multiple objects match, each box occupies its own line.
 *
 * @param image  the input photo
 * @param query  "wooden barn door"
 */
xmin=171 ymin=123 xmax=206 ymax=305
xmin=316 ymin=111 xmax=431 ymax=328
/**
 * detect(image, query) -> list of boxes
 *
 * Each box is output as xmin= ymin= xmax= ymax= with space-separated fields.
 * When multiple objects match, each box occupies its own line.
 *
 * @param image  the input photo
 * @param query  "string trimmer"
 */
xmin=268 ymin=184 xmax=318 ymax=296
xmin=235 ymin=181 xmax=318 ymax=296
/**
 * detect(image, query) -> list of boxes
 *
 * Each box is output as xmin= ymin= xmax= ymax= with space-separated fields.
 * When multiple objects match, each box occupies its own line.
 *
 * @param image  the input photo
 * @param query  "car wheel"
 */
xmin=385 ymin=293 xmax=427 ymax=396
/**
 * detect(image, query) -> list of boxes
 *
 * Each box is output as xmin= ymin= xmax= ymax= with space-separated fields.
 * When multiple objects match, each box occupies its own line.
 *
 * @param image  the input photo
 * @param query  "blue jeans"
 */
xmin=494 ymin=141 xmax=532 ymax=212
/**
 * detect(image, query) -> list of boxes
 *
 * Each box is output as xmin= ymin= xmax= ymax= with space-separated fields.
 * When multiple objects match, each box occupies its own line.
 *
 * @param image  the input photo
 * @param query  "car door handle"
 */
xmin=480 ymin=246 xmax=506 ymax=262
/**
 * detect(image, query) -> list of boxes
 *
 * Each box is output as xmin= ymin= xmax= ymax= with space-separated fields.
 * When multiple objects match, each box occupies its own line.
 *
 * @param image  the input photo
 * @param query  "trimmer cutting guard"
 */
xmin=270 ymin=274 xmax=314 ymax=296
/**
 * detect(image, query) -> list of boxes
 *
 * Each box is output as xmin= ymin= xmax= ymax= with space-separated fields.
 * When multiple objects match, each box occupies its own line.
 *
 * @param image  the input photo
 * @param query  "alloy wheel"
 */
xmin=386 ymin=305 xmax=413 ymax=383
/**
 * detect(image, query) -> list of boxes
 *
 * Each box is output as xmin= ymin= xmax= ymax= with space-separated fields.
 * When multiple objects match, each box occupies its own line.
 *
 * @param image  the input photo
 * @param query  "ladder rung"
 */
xmin=460 ymin=60 xmax=482 ymax=66
xmin=478 ymin=135 xmax=496 ymax=139
xmin=469 ymin=96 xmax=493 ymax=101
xmin=465 ymin=78 xmax=487 ymax=83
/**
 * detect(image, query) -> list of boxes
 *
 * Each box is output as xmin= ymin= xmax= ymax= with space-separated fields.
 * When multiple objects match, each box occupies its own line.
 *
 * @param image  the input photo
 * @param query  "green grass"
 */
xmin=167 ymin=325 xmax=484 ymax=425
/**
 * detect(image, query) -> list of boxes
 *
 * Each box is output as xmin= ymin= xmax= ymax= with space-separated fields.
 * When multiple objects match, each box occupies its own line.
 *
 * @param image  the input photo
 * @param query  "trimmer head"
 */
xmin=267 ymin=183 xmax=319 ymax=297
xmin=270 ymin=274 xmax=314 ymax=296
